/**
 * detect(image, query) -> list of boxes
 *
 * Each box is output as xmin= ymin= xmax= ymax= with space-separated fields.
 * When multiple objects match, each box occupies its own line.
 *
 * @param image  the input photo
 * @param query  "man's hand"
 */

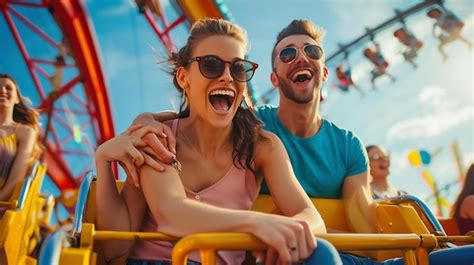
xmin=132 ymin=111 xmax=177 ymax=165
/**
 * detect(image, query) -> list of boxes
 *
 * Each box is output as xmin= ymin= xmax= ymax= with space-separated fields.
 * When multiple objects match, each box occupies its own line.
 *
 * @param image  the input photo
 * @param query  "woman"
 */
xmin=0 ymin=73 xmax=41 ymax=201
xmin=451 ymin=164 xmax=474 ymax=235
xmin=95 ymin=19 xmax=341 ymax=265
xmin=366 ymin=145 xmax=407 ymax=199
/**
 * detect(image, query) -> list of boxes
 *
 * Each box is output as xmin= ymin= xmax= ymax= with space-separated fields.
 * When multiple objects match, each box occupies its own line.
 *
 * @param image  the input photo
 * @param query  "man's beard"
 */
xmin=277 ymin=74 xmax=317 ymax=104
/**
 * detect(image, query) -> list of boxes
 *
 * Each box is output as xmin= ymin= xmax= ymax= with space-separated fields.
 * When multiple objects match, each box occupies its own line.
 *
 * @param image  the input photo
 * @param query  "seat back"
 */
xmin=251 ymin=194 xmax=438 ymax=261
xmin=0 ymin=161 xmax=47 ymax=264
xmin=63 ymin=174 xmax=125 ymax=265
xmin=251 ymin=195 xmax=351 ymax=232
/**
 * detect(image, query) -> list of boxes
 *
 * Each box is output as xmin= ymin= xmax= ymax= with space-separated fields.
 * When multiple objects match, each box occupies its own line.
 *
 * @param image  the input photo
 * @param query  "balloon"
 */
xmin=408 ymin=150 xmax=422 ymax=166
xmin=420 ymin=150 xmax=431 ymax=165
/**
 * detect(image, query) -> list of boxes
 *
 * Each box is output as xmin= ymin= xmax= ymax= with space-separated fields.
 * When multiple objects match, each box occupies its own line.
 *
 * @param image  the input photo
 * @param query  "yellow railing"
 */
xmin=42 ymin=177 xmax=474 ymax=265
xmin=171 ymin=232 xmax=439 ymax=265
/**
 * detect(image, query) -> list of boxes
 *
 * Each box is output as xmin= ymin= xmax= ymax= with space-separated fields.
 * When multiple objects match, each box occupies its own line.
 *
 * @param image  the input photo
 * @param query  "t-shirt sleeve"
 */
xmin=255 ymin=106 xmax=263 ymax=120
xmin=346 ymin=133 xmax=369 ymax=177
xmin=255 ymin=104 xmax=275 ymax=125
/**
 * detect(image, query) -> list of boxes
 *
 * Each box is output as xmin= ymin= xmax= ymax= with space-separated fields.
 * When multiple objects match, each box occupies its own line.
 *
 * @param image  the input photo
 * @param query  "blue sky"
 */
xmin=1 ymin=0 xmax=473 ymax=216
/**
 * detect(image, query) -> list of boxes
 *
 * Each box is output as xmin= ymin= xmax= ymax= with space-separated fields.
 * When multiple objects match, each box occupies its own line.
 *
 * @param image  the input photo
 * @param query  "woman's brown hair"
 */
xmin=451 ymin=163 xmax=474 ymax=217
xmin=167 ymin=18 xmax=265 ymax=173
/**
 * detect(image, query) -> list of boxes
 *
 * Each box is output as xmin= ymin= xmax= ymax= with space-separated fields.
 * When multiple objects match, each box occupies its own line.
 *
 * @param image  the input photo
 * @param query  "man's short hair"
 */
xmin=272 ymin=19 xmax=326 ymax=68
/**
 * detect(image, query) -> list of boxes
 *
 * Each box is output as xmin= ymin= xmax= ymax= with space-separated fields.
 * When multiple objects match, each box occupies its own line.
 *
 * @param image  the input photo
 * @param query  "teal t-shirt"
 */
xmin=256 ymin=105 xmax=368 ymax=199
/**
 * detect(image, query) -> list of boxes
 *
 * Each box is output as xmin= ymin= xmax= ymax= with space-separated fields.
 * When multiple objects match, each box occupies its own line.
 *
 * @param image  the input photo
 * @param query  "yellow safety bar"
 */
xmin=171 ymin=232 xmax=438 ymax=265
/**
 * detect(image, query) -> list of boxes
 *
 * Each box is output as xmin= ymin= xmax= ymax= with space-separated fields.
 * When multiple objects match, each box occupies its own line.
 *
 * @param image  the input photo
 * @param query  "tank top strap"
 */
xmin=13 ymin=123 xmax=21 ymax=133
xmin=171 ymin=119 xmax=179 ymax=136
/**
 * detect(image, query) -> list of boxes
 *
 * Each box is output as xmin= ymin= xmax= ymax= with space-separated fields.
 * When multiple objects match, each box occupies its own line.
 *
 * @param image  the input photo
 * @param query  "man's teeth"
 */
xmin=209 ymin=90 xmax=235 ymax=97
xmin=292 ymin=70 xmax=312 ymax=80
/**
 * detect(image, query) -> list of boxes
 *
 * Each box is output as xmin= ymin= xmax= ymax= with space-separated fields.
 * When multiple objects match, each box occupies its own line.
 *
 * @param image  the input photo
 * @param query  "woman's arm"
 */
xmin=0 ymin=125 xmax=36 ymax=201
xmin=254 ymin=131 xmax=326 ymax=233
xmin=139 ymin=163 xmax=314 ymax=264
xmin=95 ymin=125 xmax=163 ymax=259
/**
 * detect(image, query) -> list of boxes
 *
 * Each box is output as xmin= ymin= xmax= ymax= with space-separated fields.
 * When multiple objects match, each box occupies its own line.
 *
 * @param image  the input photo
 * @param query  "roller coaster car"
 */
xmin=393 ymin=28 xmax=423 ymax=50
xmin=0 ymin=161 xmax=48 ymax=265
xmin=39 ymin=172 xmax=473 ymax=265
xmin=363 ymin=48 xmax=389 ymax=68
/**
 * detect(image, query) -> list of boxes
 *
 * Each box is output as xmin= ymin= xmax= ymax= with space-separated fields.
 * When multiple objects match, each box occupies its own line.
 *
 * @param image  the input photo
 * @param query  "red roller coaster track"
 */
xmin=1 ymin=0 xmax=114 ymax=189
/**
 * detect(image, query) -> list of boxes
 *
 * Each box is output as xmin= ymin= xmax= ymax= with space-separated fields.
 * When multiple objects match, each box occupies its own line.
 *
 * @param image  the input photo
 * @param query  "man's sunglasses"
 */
xmin=369 ymin=153 xmax=390 ymax=161
xmin=188 ymin=55 xmax=258 ymax=82
xmin=278 ymin=44 xmax=323 ymax=64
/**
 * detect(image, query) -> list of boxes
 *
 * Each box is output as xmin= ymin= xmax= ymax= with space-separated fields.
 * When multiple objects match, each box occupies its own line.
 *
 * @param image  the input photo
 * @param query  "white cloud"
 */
xmin=387 ymin=105 xmax=474 ymax=140
xmin=418 ymin=85 xmax=445 ymax=104
xmin=464 ymin=151 xmax=474 ymax=166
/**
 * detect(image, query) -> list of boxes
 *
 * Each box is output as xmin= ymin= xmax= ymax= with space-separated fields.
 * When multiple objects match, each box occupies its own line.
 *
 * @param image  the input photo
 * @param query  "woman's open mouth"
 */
xmin=209 ymin=89 xmax=236 ymax=114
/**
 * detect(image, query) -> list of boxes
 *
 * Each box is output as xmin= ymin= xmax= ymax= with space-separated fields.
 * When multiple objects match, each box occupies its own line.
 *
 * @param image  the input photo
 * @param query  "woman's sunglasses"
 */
xmin=188 ymin=55 xmax=258 ymax=82
xmin=278 ymin=44 xmax=323 ymax=64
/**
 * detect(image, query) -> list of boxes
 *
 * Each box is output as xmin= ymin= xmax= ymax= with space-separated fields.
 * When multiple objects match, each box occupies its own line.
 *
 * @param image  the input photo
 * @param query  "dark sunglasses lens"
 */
xmin=304 ymin=45 xmax=323 ymax=60
xmin=231 ymin=60 xmax=255 ymax=82
xmin=279 ymin=47 xmax=297 ymax=63
xmin=199 ymin=56 xmax=224 ymax=79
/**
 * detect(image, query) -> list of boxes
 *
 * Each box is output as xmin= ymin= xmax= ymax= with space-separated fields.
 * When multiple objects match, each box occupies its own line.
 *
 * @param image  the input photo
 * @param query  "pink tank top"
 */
xmin=129 ymin=119 xmax=259 ymax=264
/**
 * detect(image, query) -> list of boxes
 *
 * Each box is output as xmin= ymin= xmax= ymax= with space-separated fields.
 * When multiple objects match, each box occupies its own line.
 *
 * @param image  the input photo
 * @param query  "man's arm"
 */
xmin=342 ymin=171 xmax=377 ymax=233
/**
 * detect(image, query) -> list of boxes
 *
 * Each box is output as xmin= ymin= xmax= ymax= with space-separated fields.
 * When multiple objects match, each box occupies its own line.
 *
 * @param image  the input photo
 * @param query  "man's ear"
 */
xmin=322 ymin=66 xmax=329 ymax=82
xmin=270 ymin=71 xmax=279 ymax=87
xmin=176 ymin=67 xmax=188 ymax=90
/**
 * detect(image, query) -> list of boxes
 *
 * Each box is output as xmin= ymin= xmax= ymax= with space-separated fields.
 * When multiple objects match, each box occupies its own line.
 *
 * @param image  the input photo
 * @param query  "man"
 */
xmin=132 ymin=20 xmax=472 ymax=264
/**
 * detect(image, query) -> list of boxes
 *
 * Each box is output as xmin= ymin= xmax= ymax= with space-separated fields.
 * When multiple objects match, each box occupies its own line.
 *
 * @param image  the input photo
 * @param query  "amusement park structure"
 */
xmin=0 ymin=0 xmax=232 ymax=194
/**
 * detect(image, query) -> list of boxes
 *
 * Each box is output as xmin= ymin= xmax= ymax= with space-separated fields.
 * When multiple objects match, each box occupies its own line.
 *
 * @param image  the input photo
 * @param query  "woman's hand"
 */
xmin=95 ymin=124 xmax=164 ymax=187
xmin=251 ymin=214 xmax=316 ymax=265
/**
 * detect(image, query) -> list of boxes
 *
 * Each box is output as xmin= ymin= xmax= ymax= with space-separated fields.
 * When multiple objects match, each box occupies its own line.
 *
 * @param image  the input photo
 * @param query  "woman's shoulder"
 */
xmin=459 ymin=195 xmax=474 ymax=219
xmin=254 ymin=129 xmax=284 ymax=156
xmin=16 ymin=124 xmax=36 ymax=139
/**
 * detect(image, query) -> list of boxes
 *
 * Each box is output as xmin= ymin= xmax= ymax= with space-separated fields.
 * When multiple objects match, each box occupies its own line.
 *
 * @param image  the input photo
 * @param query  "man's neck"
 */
xmin=277 ymin=96 xmax=322 ymax=138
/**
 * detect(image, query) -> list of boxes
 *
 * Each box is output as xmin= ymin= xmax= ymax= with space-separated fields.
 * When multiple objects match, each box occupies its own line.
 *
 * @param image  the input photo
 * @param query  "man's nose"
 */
xmin=294 ymin=49 xmax=310 ymax=64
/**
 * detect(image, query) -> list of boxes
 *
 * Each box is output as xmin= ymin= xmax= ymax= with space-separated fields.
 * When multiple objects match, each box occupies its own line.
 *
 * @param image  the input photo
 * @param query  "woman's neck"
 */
xmin=178 ymin=117 xmax=233 ymax=159
xmin=371 ymin=178 xmax=390 ymax=192
xmin=0 ymin=109 xmax=14 ymax=127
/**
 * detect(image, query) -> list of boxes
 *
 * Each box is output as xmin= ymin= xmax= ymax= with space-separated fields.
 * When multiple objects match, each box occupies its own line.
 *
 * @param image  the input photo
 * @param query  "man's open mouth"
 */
xmin=291 ymin=69 xmax=313 ymax=83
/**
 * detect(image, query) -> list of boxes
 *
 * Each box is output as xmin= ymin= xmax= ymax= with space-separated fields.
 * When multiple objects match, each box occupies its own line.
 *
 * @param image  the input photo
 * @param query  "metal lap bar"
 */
xmin=15 ymin=161 xmax=41 ymax=210
xmin=93 ymin=230 xmax=178 ymax=242
xmin=171 ymin=233 xmax=438 ymax=265
xmin=38 ymin=229 xmax=71 ymax=265
xmin=436 ymin=235 xmax=474 ymax=244
xmin=72 ymin=171 xmax=95 ymax=237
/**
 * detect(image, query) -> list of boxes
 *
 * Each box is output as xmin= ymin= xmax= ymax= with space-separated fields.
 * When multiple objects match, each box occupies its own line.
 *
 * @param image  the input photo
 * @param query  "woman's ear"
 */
xmin=176 ymin=67 xmax=188 ymax=90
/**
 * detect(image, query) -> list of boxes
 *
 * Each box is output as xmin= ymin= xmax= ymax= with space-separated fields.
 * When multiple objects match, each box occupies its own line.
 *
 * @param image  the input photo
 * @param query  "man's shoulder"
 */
xmin=322 ymin=119 xmax=358 ymax=139
xmin=255 ymin=104 xmax=277 ymax=121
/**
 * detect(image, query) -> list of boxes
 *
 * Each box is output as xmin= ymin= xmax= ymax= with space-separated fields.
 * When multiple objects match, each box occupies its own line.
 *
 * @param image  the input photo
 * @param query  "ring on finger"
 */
xmin=288 ymin=246 xmax=297 ymax=252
